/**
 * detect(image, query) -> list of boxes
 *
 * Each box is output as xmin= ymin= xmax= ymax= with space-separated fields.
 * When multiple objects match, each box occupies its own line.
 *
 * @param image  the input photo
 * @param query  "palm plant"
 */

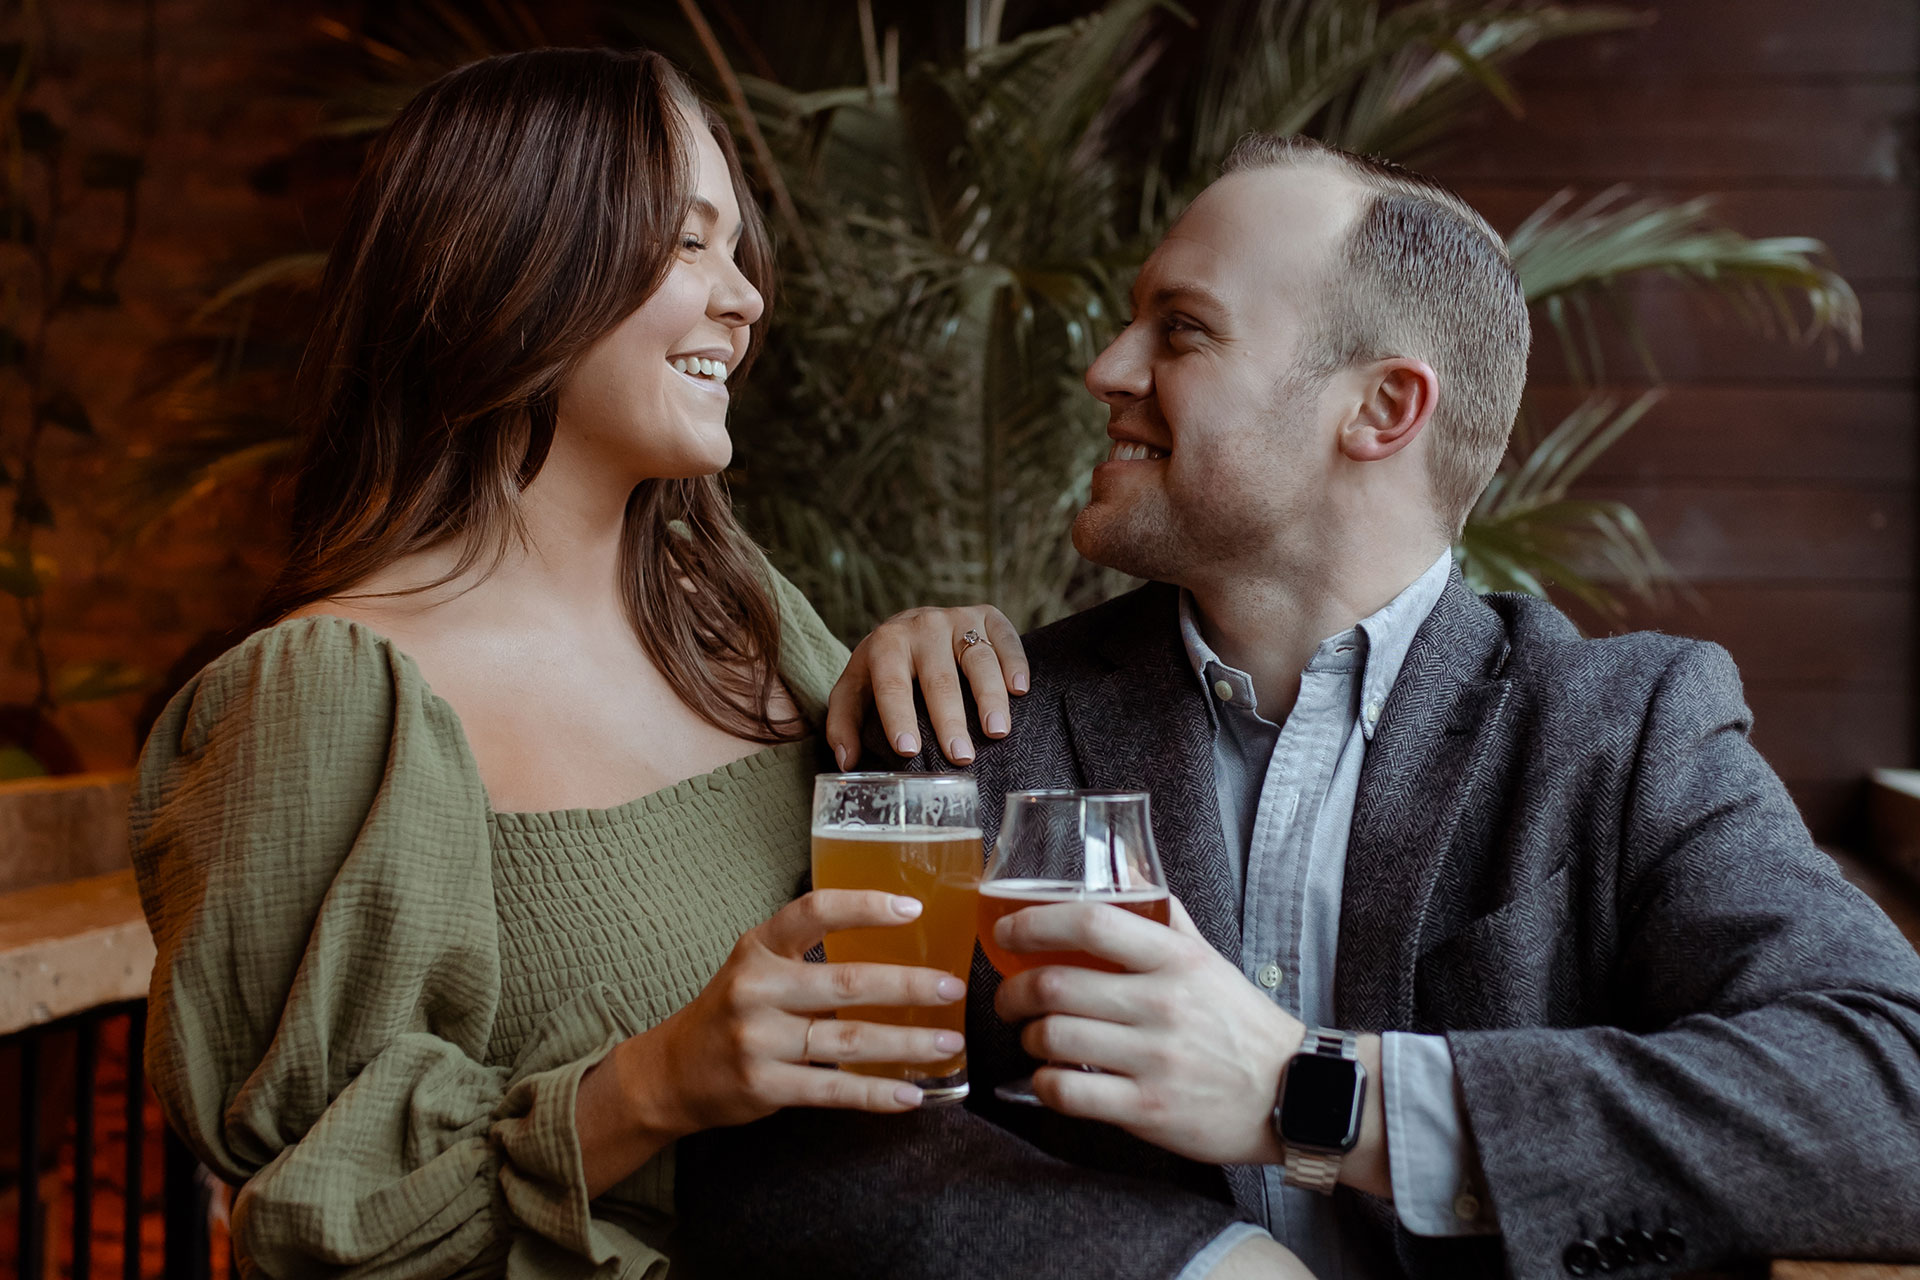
xmin=136 ymin=0 xmax=1863 ymax=643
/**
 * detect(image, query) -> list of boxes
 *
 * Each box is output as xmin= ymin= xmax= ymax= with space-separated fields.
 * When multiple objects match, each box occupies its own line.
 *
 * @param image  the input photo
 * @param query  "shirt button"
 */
xmin=1213 ymin=679 xmax=1234 ymax=701
xmin=1256 ymin=963 xmax=1282 ymax=989
xmin=1364 ymin=700 xmax=1382 ymax=724
xmin=1453 ymin=1192 xmax=1481 ymax=1222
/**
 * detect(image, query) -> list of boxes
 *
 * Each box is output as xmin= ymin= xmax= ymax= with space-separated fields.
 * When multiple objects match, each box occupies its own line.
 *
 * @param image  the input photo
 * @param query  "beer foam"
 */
xmin=813 ymin=825 xmax=985 ymax=842
xmin=978 ymin=878 xmax=1167 ymax=903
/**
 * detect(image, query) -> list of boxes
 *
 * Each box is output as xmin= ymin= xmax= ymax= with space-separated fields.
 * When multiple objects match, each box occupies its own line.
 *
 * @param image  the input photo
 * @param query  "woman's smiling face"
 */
xmin=553 ymin=110 xmax=765 ymax=486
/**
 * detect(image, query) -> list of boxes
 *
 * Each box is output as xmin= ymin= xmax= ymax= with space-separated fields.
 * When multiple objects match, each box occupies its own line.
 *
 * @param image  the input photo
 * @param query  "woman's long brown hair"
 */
xmin=262 ymin=48 xmax=798 ymax=743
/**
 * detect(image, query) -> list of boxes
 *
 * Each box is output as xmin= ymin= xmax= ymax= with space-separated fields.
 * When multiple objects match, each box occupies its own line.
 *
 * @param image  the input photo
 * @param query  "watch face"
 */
xmin=1280 ymin=1053 xmax=1364 ymax=1151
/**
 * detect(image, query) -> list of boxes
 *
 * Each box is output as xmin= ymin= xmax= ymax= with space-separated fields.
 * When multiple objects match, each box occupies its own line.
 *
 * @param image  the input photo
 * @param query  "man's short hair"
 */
xmin=1222 ymin=134 xmax=1531 ymax=536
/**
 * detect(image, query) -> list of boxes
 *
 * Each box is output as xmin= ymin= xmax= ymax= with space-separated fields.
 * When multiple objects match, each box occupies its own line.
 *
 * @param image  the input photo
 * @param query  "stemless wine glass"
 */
xmin=811 ymin=772 xmax=983 ymax=1105
xmin=978 ymin=789 xmax=1170 ymax=1105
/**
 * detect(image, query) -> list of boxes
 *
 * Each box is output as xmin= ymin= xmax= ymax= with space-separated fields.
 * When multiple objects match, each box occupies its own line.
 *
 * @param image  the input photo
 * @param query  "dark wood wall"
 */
xmin=1435 ymin=0 xmax=1920 ymax=844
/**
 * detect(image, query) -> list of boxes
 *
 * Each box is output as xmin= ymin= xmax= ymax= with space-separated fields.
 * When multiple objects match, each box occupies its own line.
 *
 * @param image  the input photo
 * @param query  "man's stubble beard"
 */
xmin=1072 ymin=368 xmax=1322 ymax=586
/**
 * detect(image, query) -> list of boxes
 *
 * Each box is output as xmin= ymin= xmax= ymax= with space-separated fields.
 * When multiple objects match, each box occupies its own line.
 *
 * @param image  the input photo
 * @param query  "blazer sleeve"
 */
xmin=131 ymin=621 xmax=665 ymax=1280
xmin=1447 ymin=641 xmax=1920 ymax=1277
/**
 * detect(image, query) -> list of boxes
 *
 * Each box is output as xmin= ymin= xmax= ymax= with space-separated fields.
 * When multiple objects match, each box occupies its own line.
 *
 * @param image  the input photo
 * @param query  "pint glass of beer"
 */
xmin=811 ymin=772 xmax=982 ymax=1104
xmin=978 ymin=789 xmax=1169 ymax=1103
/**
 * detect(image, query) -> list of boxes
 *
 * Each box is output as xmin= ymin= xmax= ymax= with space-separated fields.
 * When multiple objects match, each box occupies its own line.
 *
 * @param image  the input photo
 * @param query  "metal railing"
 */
xmin=5 ymin=999 xmax=215 ymax=1280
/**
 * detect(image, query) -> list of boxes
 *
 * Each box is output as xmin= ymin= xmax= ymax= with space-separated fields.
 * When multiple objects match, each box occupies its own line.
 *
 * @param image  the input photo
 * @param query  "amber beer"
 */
xmin=811 ymin=824 xmax=983 ymax=1093
xmin=977 ymin=878 xmax=1171 ymax=976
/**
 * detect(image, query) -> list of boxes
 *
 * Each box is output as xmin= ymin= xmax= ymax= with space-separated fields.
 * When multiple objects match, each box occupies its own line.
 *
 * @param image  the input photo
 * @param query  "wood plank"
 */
xmin=1565 ymin=585 xmax=1913 ymax=685
xmin=1507 ymin=0 xmax=1919 ymax=82
xmin=0 ymin=869 xmax=154 ymax=1036
xmin=1788 ymin=778 xmax=1870 ymax=846
xmin=1743 ymin=683 xmax=1910 ymax=786
xmin=1524 ymin=386 xmax=1917 ymax=486
xmin=1571 ymin=485 xmax=1913 ymax=583
xmin=1525 ymin=285 xmax=1914 ymax=387
xmin=1439 ymin=83 xmax=1917 ymax=184
xmin=1772 ymin=1263 xmax=1920 ymax=1280
xmin=1450 ymin=186 xmax=1918 ymax=286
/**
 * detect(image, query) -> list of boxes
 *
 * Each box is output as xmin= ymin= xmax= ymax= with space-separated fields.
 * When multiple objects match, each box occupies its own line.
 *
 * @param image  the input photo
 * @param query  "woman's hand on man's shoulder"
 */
xmin=826 ymin=605 xmax=1028 ymax=770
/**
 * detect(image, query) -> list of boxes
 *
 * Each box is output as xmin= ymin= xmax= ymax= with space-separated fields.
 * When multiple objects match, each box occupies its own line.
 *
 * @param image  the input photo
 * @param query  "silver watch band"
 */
xmin=1281 ymin=1028 xmax=1360 ymax=1194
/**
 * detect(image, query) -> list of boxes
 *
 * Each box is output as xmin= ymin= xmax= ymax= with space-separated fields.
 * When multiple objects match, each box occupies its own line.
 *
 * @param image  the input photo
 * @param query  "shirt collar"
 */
xmin=1177 ymin=549 xmax=1454 ymax=741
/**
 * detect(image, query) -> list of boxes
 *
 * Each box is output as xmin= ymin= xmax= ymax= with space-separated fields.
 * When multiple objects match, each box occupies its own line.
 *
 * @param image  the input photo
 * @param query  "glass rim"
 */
xmin=816 ymin=771 xmax=976 ymax=784
xmin=1005 ymin=788 xmax=1149 ymax=802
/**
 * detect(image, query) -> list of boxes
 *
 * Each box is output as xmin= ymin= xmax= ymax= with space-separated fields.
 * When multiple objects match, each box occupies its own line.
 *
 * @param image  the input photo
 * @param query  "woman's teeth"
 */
xmin=1108 ymin=441 xmax=1169 ymax=462
xmin=671 ymin=356 xmax=730 ymax=382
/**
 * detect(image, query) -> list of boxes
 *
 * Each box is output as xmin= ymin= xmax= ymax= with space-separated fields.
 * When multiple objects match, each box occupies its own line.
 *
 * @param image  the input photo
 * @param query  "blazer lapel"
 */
xmin=1336 ymin=573 xmax=1515 ymax=1032
xmin=1058 ymin=586 xmax=1243 ymax=962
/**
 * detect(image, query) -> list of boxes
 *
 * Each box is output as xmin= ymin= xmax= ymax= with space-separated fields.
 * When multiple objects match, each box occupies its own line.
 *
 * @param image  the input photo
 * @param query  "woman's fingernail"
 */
xmin=1013 ymin=672 xmax=1030 ymax=693
xmin=936 ymin=976 xmax=966 ymax=1000
xmin=934 ymin=1031 xmax=965 ymax=1052
xmin=985 ymin=712 xmax=1009 ymax=736
xmin=895 ymin=1085 xmax=924 ymax=1106
xmin=832 ymin=743 xmax=849 ymax=770
xmin=948 ymin=736 xmax=974 ymax=762
xmin=892 ymin=896 xmax=924 ymax=918
xmin=894 ymin=732 xmax=919 ymax=755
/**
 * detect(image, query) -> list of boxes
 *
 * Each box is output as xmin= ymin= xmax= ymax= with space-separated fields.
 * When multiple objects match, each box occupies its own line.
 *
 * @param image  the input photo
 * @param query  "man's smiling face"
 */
xmin=1073 ymin=164 xmax=1364 ymax=587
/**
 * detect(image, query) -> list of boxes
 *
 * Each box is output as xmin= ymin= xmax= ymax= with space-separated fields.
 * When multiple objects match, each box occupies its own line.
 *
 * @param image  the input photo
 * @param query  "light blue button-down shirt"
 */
xmin=1175 ymin=552 xmax=1496 ymax=1280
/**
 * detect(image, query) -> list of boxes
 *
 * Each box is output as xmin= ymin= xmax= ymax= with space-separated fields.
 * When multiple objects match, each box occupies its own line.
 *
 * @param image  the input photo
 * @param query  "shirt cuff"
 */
xmin=1173 ymin=1222 xmax=1272 ymax=1280
xmin=1383 ymin=1031 xmax=1498 ymax=1237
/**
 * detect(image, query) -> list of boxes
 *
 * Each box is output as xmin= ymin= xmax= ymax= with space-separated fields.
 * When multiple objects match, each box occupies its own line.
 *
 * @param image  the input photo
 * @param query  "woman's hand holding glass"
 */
xmin=578 ymin=888 xmax=963 ymax=1194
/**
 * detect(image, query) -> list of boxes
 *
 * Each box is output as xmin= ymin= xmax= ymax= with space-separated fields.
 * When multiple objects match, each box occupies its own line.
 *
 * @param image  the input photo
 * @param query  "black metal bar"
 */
xmin=124 ymin=1002 xmax=146 ymax=1280
xmin=163 ymin=1127 xmax=211 ymax=1280
xmin=19 ymin=1027 xmax=44 ymax=1280
xmin=75 ymin=1012 xmax=100 ymax=1279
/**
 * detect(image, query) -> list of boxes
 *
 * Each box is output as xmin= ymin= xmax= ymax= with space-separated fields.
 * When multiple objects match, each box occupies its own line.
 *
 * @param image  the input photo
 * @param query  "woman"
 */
xmin=130 ymin=48 xmax=1023 ymax=1277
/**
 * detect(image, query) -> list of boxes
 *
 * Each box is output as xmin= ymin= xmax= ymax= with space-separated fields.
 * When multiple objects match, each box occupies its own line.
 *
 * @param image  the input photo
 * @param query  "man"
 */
xmin=682 ymin=135 xmax=1920 ymax=1279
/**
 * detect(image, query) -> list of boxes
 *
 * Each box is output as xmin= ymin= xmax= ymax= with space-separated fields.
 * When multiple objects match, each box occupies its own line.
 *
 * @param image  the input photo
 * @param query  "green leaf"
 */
xmin=37 ymin=389 xmax=93 ymax=437
xmin=0 ymin=745 xmax=45 ymax=781
xmin=15 ymin=107 xmax=61 ymax=155
xmin=53 ymin=660 xmax=149 ymax=704
xmin=1509 ymin=187 xmax=1863 ymax=378
xmin=80 ymin=150 xmax=144 ymax=191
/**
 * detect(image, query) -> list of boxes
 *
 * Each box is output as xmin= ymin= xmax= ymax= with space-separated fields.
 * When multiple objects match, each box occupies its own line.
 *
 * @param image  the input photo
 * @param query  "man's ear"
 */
xmin=1338 ymin=358 xmax=1438 ymax=462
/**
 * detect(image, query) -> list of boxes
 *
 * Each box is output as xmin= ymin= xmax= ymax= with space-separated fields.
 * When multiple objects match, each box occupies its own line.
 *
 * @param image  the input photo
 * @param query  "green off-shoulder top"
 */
xmin=129 ymin=569 xmax=849 ymax=1280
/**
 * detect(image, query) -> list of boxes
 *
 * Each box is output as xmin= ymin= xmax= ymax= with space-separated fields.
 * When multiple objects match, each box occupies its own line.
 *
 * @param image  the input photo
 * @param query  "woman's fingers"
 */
xmin=908 ymin=614 xmax=975 ymax=764
xmin=982 ymin=608 xmax=1030 ymax=699
xmin=781 ymin=958 xmax=966 ymax=1014
xmin=759 ymin=1062 xmax=926 ymax=1112
xmin=759 ymin=889 xmax=922 ymax=957
xmin=957 ymin=624 xmax=1010 ymax=746
xmin=858 ymin=625 xmax=927 ymax=760
xmin=799 ymin=1015 xmax=964 ymax=1065
xmin=823 ymin=652 xmax=874 ymax=771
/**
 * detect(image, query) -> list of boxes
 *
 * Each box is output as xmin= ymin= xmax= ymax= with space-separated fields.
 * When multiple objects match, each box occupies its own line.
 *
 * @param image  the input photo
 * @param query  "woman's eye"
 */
xmin=681 ymin=235 xmax=708 ymax=253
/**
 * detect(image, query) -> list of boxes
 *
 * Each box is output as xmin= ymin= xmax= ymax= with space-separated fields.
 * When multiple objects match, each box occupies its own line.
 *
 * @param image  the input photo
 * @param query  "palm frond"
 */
xmin=1509 ymin=187 xmax=1862 ymax=382
xmin=1327 ymin=5 xmax=1647 ymax=161
xmin=1461 ymin=389 xmax=1670 ymax=616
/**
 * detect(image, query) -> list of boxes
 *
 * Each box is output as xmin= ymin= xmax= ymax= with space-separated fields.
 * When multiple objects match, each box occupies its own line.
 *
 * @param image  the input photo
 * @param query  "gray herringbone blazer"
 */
xmin=677 ymin=573 xmax=1920 ymax=1279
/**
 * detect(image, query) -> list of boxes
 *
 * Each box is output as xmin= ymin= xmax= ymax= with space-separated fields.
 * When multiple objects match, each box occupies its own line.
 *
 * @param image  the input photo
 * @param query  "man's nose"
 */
xmin=1085 ymin=328 xmax=1151 ymax=405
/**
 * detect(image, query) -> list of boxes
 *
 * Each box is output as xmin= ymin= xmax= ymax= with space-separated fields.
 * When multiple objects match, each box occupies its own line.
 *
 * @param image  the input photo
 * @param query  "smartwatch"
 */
xmin=1273 ymin=1027 xmax=1366 ymax=1193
